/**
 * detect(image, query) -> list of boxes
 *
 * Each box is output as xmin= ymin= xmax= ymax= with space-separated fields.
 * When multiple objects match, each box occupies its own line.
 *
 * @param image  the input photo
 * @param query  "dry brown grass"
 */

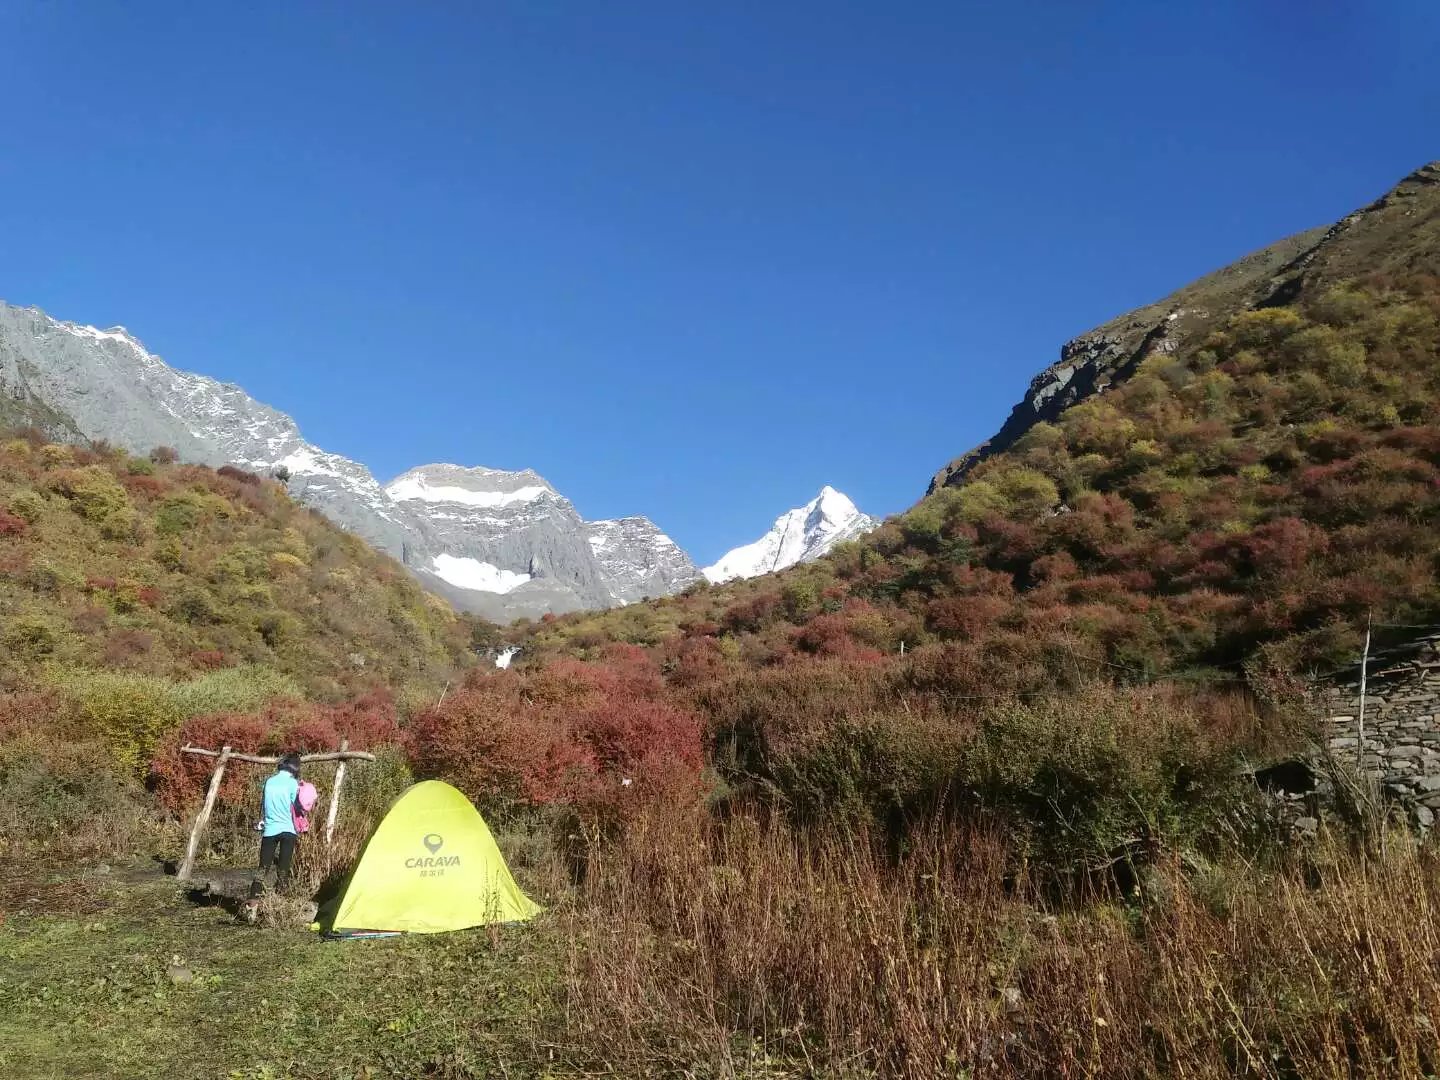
xmin=561 ymin=809 xmax=1440 ymax=1078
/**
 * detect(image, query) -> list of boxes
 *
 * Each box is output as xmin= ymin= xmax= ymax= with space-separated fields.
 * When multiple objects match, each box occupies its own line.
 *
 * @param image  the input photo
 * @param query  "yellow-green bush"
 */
xmin=8 ymin=488 xmax=46 ymax=522
xmin=166 ymin=664 xmax=303 ymax=716
xmin=44 ymin=665 xmax=303 ymax=773
xmin=44 ymin=465 xmax=130 ymax=522
xmin=0 ymin=731 xmax=146 ymax=856
xmin=46 ymin=669 xmax=183 ymax=772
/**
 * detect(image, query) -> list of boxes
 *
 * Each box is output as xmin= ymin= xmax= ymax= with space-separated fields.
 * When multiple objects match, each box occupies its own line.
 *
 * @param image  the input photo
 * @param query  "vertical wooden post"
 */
xmin=178 ymin=744 xmax=232 ymax=881
xmin=325 ymin=739 xmax=349 ymax=847
xmin=1358 ymin=612 xmax=1373 ymax=788
xmin=1357 ymin=615 xmax=1372 ymax=765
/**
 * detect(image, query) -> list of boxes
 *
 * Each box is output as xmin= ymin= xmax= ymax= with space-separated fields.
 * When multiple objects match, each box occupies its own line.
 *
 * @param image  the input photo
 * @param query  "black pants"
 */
xmin=256 ymin=831 xmax=298 ymax=892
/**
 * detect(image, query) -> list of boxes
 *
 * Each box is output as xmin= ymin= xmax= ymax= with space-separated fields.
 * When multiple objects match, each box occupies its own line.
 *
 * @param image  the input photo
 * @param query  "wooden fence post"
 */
xmin=178 ymin=744 xmax=232 ymax=881
xmin=325 ymin=738 xmax=349 ymax=847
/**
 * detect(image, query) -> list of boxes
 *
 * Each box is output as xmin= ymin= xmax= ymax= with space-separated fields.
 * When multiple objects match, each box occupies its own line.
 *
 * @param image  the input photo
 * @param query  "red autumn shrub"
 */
xmin=408 ymin=648 xmax=706 ymax=825
xmin=216 ymin=464 xmax=261 ymax=486
xmin=0 ymin=690 xmax=66 ymax=741
xmin=149 ymin=692 xmax=405 ymax=814
xmin=121 ymin=473 xmax=169 ymax=499
xmin=0 ymin=508 xmax=28 ymax=537
xmin=150 ymin=712 xmax=274 ymax=813
xmin=926 ymin=594 xmax=1012 ymax=639
xmin=190 ymin=649 xmax=230 ymax=670
xmin=102 ymin=629 xmax=155 ymax=667
xmin=70 ymin=604 xmax=110 ymax=636
xmin=323 ymin=687 xmax=402 ymax=748
xmin=663 ymin=635 xmax=729 ymax=687
xmin=789 ymin=613 xmax=886 ymax=662
xmin=407 ymin=674 xmax=567 ymax=811
xmin=721 ymin=591 xmax=782 ymax=634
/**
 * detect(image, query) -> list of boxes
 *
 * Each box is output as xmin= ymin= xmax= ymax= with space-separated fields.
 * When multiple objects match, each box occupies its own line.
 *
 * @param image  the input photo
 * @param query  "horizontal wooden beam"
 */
xmin=180 ymin=745 xmax=377 ymax=765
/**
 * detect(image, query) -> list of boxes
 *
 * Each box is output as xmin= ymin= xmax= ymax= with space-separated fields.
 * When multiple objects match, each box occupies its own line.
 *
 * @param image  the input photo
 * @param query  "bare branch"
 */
xmin=180 ymin=745 xmax=377 ymax=765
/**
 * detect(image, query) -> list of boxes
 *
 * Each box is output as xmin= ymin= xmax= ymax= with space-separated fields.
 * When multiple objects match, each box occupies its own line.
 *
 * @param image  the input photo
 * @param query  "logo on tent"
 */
xmin=423 ymin=833 xmax=444 ymax=854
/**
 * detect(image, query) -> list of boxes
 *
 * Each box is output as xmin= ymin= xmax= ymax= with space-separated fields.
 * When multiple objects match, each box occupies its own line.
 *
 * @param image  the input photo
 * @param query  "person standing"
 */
xmin=252 ymin=753 xmax=302 ymax=895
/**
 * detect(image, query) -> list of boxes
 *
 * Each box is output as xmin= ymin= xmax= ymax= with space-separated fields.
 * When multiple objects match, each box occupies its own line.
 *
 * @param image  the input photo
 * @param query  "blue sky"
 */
xmin=1 ymin=3 xmax=1436 ymax=564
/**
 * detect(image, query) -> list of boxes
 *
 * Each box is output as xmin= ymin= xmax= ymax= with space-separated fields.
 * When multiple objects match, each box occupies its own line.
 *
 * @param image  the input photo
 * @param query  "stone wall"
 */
xmin=1313 ymin=632 xmax=1440 ymax=830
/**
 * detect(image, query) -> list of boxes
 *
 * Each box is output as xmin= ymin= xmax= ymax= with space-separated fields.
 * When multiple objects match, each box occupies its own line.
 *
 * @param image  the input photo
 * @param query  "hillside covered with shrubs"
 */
xmin=0 ymin=435 xmax=483 ymax=851
xmin=462 ymin=168 xmax=1440 ymax=852
xmin=530 ymin=274 xmax=1439 ymax=677
xmin=0 ymin=436 xmax=473 ymax=695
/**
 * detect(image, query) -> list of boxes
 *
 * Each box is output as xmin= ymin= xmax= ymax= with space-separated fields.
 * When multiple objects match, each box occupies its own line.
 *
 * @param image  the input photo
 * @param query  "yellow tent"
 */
xmin=327 ymin=780 xmax=541 ymax=935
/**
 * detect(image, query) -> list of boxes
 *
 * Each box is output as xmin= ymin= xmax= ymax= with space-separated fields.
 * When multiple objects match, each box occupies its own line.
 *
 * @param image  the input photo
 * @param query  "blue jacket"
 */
xmin=261 ymin=770 xmax=300 ymax=837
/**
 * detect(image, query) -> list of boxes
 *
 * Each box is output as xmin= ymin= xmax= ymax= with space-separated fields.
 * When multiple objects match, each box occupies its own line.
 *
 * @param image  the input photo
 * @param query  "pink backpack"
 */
xmin=292 ymin=781 xmax=319 ymax=834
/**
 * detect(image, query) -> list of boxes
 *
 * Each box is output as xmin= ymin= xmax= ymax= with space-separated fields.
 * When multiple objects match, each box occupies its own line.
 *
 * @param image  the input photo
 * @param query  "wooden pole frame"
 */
xmin=324 ymin=739 xmax=349 ymax=847
xmin=178 ymin=745 xmax=232 ymax=882
xmin=176 ymin=744 xmax=376 ymax=881
xmin=179 ymin=746 xmax=376 ymax=765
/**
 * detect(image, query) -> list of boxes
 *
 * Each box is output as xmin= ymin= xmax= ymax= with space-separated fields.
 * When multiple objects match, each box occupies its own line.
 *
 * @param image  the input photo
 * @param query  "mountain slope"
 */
xmin=0 ymin=305 xmax=699 ymax=617
xmin=929 ymin=161 xmax=1440 ymax=492
xmin=0 ymin=435 xmax=470 ymax=700
xmin=525 ymin=161 xmax=1440 ymax=683
xmin=703 ymin=487 xmax=876 ymax=583
xmin=0 ymin=307 xmax=418 ymax=558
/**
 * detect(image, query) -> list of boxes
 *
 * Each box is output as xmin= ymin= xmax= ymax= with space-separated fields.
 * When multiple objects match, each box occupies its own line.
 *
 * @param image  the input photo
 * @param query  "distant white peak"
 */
xmin=703 ymin=485 xmax=876 ymax=584
xmin=386 ymin=463 xmax=555 ymax=508
xmin=429 ymin=554 xmax=531 ymax=594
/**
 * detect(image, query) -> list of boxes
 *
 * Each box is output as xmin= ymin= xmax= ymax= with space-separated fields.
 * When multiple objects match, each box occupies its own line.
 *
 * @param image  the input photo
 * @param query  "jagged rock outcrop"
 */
xmin=929 ymin=161 xmax=1440 ymax=493
xmin=586 ymin=516 xmax=701 ymax=602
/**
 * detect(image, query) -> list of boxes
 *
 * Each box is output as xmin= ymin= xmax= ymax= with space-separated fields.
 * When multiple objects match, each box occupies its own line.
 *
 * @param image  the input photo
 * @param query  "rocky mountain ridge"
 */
xmin=385 ymin=463 xmax=699 ymax=621
xmin=0 ymin=304 xmax=703 ymax=618
xmin=929 ymin=161 xmax=1440 ymax=493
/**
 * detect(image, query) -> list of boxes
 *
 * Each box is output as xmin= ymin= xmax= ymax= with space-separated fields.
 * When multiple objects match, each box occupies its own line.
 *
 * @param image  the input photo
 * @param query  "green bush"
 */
xmin=98 ymin=507 xmax=143 ymax=543
xmin=767 ymin=709 xmax=966 ymax=825
xmin=46 ymin=669 xmax=184 ymax=773
xmin=9 ymin=489 xmax=46 ymax=523
xmin=155 ymin=495 xmax=202 ymax=536
xmin=4 ymin=615 xmax=66 ymax=658
xmin=960 ymin=690 xmax=1244 ymax=877
xmin=0 ymin=732 xmax=146 ymax=856
xmin=45 ymin=466 xmax=130 ymax=522
xmin=171 ymin=586 xmax=218 ymax=624
xmin=168 ymin=664 xmax=303 ymax=716
xmin=339 ymin=744 xmax=414 ymax=831
xmin=45 ymin=665 xmax=302 ymax=773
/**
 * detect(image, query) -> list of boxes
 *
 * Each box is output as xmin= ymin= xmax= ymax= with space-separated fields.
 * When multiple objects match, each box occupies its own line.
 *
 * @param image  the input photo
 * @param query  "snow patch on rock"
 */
xmin=430 ymin=554 xmax=532 ymax=594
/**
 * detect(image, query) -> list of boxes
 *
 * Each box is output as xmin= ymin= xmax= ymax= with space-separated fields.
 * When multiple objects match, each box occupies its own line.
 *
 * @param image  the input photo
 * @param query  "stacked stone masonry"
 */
xmin=1314 ymin=632 xmax=1440 ymax=830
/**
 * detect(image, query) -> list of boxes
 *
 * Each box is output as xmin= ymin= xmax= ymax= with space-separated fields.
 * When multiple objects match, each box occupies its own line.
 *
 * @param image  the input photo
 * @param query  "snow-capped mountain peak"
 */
xmin=702 ymin=486 xmax=877 ymax=583
xmin=385 ymin=462 xmax=700 ymax=619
